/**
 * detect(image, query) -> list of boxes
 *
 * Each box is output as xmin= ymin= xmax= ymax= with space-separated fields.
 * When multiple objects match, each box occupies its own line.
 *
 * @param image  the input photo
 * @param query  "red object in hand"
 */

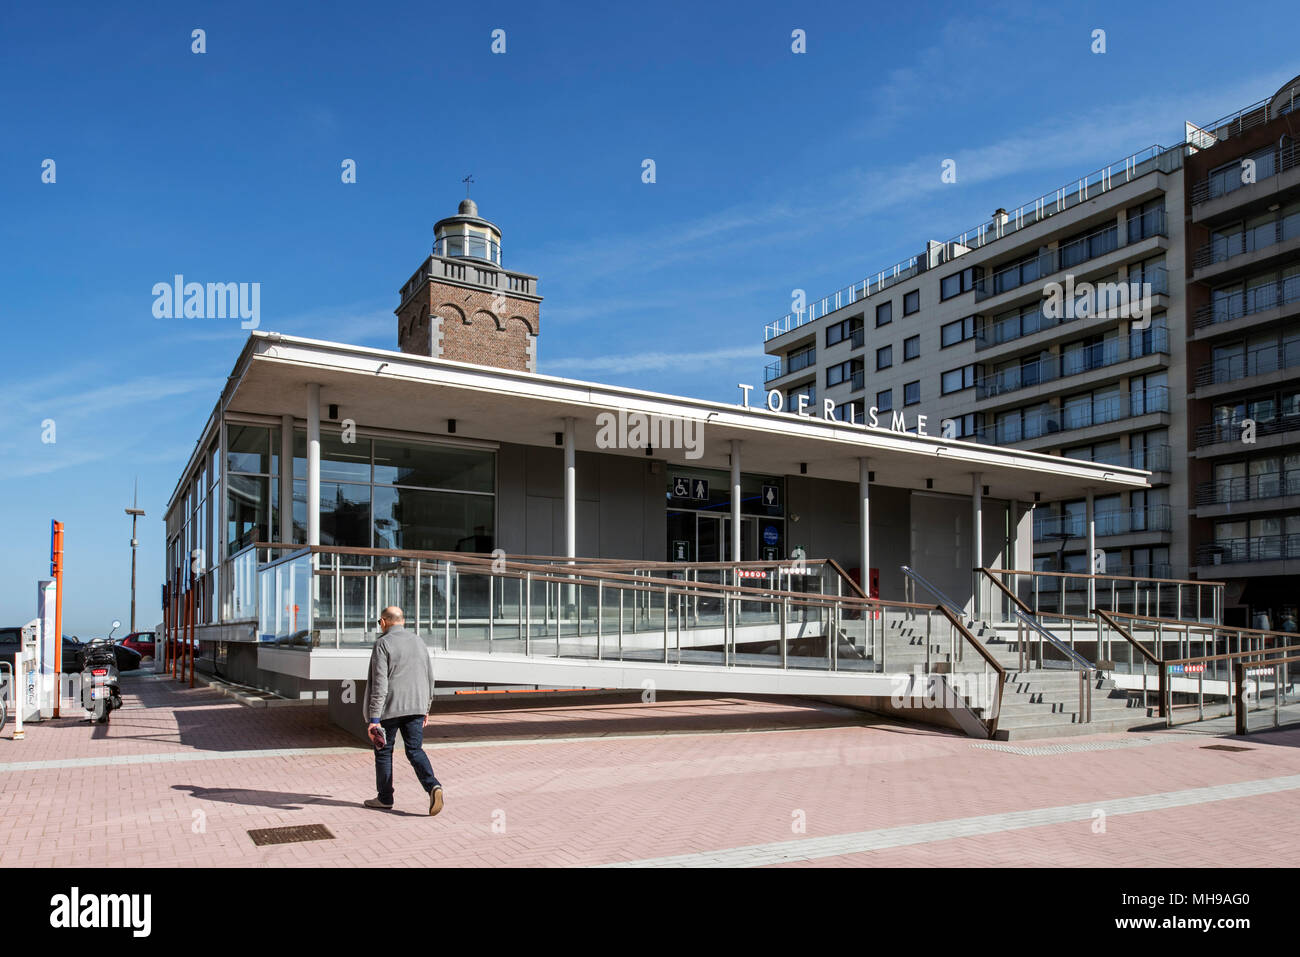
xmin=369 ymin=725 xmax=386 ymax=749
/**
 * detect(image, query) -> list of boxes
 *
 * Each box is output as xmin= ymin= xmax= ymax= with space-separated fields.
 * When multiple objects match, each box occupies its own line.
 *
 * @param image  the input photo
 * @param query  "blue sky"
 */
xmin=0 ymin=0 xmax=1295 ymax=633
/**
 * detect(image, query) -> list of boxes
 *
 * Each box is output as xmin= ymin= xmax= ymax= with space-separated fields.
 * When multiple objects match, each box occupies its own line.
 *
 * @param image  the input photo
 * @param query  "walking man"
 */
xmin=363 ymin=605 xmax=443 ymax=815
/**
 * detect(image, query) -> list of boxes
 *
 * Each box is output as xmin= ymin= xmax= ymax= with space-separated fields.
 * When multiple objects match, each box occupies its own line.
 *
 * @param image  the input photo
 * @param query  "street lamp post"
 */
xmin=126 ymin=484 xmax=145 ymax=633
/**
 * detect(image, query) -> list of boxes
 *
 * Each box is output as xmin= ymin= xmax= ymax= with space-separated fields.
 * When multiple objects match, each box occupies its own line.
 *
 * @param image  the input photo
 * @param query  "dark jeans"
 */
xmin=374 ymin=714 xmax=440 ymax=804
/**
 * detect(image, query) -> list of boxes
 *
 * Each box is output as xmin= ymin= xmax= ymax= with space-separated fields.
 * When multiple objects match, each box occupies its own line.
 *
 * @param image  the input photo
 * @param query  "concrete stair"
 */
xmin=989 ymin=668 xmax=1157 ymax=740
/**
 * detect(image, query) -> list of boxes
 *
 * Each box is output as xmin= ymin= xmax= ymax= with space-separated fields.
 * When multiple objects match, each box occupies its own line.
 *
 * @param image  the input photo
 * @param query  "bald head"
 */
xmin=379 ymin=606 xmax=405 ymax=632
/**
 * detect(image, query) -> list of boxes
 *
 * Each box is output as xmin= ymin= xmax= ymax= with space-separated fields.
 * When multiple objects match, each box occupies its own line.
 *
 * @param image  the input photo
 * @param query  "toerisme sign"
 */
xmin=736 ymin=383 xmax=938 ymax=436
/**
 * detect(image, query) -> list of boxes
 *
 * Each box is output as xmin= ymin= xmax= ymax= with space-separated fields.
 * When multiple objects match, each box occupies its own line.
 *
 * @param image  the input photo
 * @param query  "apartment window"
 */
xmin=826 ymin=315 xmax=863 ymax=348
xmin=784 ymin=344 xmax=816 ymax=374
xmin=833 ymin=399 xmax=864 ymax=425
xmin=941 ymin=365 xmax=976 ymax=395
xmin=1059 ymin=222 xmax=1119 ymax=270
xmin=876 ymin=345 xmax=893 ymax=370
xmin=826 ymin=358 xmax=864 ymax=389
xmin=904 ymin=381 xmax=920 ymax=406
xmin=941 ymin=315 xmax=976 ymax=348
xmin=903 ymin=290 xmax=920 ymax=315
xmin=784 ymin=386 xmax=816 ymax=412
xmin=940 ymin=265 xmax=981 ymax=301
xmin=1127 ymin=199 xmax=1166 ymax=243
xmin=1207 ymin=146 xmax=1276 ymax=201
xmin=948 ymin=412 xmax=977 ymax=439
xmin=876 ymin=389 xmax=893 ymax=413
xmin=903 ymin=335 xmax=920 ymax=361
xmin=993 ymin=251 xmax=1044 ymax=296
xmin=875 ymin=301 xmax=893 ymax=327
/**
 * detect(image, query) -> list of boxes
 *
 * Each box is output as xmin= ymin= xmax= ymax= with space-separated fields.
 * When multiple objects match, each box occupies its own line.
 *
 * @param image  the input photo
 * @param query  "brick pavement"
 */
xmin=2 ymin=672 xmax=1298 ymax=867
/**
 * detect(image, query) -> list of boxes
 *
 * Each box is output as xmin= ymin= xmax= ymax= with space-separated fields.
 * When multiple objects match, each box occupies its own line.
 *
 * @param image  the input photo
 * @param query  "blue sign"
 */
xmin=763 ymin=525 xmax=779 ymax=545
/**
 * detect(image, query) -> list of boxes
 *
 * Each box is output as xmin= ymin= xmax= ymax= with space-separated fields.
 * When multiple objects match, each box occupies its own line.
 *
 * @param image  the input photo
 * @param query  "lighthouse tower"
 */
xmin=396 ymin=197 xmax=542 ymax=371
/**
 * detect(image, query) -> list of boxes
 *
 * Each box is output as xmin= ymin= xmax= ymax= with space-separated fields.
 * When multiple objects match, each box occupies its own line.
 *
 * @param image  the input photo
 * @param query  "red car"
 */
xmin=119 ymin=631 xmax=158 ymax=660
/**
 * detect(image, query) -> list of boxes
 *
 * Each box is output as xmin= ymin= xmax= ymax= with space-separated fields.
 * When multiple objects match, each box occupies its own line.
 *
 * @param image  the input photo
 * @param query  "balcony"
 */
xmin=1193 ymin=274 xmax=1300 ymax=331
xmin=1197 ymin=534 xmax=1300 ymax=567
xmin=1194 ymin=411 xmax=1300 ymax=449
xmin=1193 ymin=208 xmax=1300 ymax=271
xmin=764 ymin=347 xmax=816 ymax=383
xmin=974 ymin=222 xmax=1121 ymax=302
xmin=1190 ymin=141 xmax=1300 ymax=206
xmin=976 ymin=267 xmax=1169 ymax=351
xmin=1033 ymin=505 xmax=1172 ymax=542
xmin=1194 ymin=338 xmax=1300 ymax=389
xmin=979 ymin=386 xmax=1170 ymax=445
xmin=763 ymin=144 xmax=1177 ymax=342
xmin=977 ymin=327 xmax=1169 ymax=400
xmin=1196 ymin=469 xmax=1300 ymax=507
xmin=1077 ymin=444 xmax=1173 ymax=472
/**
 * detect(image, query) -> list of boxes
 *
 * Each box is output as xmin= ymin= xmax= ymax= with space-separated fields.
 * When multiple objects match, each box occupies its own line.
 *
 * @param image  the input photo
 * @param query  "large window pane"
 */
xmin=373 ymin=441 xmax=494 ymax=492
xmin=227 ymin=425 xmax=271 ymax=475
xmin=372 ymin=486 xmax=494 ymax=552
xmin=294 ymin=431 xmax=371 ymax=483
xmin=296 ymin=480 xmax=372 ymax=549
xmin=226 ymin=474 xmax=268 ymax=552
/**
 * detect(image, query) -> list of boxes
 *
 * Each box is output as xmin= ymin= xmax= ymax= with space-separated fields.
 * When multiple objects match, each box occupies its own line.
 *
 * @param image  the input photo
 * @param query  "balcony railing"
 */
xmin=977 ymin=327 xmax=1169 ymax=399
xmin=1190 ymin=141 xmax=1299 ymax=206
xmin=1197 ymin=469 xmax=1300 ymax=507
xmin=1195 ymin=411 xmax=1300 ymax=448
xmin=976 ymin=267 xmax=1169 ymax=351
xmin=1068 ymin=444 xmax=1172 ymax=472
xmin=764 ymin=144 xmax=1176 ymax=342
xmin=1193 ymin=273 xmax=1300 ymax=330
xmin=1198 ymin=534 xmax=1300 ymax=566
xmin=1193 ymin=208 xmax=1300 ymax=270
xmin=1034 ymin=505 xmax=1172 ymax=542
xmin=764 ymin=347 xmax=816 ymax=382
xmin=1194 ymin=338 xmax=1300 ymax=388
xmin=973 ymin=222 xmax=1123 ymax=302
xmin=1190 ymin=88 xmax=1298 ymax=148
xmin=979 ymin=386 xmax=1170 ymax=445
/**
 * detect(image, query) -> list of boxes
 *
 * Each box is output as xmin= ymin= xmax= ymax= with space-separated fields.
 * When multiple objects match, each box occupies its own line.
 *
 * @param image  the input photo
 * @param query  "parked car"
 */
xmin=66 ymin=637 xmax=141 ymax=673
xmin=118 ymin=631 xmax=157 ymax=660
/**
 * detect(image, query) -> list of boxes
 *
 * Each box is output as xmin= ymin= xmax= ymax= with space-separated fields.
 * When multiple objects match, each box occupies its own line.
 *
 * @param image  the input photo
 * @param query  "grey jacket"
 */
xmin=365 ymin=627 xmax=435 ymax=722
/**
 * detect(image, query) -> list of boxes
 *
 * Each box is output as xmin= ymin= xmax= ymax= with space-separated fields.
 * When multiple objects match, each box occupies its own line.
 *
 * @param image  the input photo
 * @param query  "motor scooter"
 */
xmin=81 ymin=620 xmax=124 ymax=723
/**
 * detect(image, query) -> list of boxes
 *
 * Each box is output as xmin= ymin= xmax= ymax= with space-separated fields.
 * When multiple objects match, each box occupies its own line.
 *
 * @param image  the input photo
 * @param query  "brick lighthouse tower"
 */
xmin=396 ymin=195 xmax=542 ymax=371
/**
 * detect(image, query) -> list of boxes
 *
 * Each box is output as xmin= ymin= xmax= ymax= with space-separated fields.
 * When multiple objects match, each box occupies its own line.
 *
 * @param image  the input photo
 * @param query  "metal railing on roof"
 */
xmin=764 ymin=144 xmax=1177 ymax=342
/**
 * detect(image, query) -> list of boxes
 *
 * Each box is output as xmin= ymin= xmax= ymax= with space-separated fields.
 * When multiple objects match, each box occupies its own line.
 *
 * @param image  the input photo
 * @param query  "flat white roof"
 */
xmin=173 ymin=331 xmax=1146 ymax=504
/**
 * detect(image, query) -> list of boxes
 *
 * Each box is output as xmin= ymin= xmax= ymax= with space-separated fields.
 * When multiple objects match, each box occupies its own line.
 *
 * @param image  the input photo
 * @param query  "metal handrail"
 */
xmin=899 ymin=565 xmax=966 ymax=620
xmin=985 ymin=567 xmax=1224 ymax=588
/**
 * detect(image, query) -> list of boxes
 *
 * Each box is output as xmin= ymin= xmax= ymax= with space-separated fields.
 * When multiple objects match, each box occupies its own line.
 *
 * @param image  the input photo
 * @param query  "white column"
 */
xmin=972 ymin=473 xmax=983 ymax=617
xmin=1086 ymin=488 xmax=1096 ymax=613
xmin=563 ymin=417 xmax=576 ymax=560
xmin=279 ymin=414 xmax=294 ymax=544
xmin=859 ymin=458 xmax=871 ymax=595
xmin=307 ymin=385 xmax=321 ymax=548
xmin=730 ymin=440 xmax=741 ymax=563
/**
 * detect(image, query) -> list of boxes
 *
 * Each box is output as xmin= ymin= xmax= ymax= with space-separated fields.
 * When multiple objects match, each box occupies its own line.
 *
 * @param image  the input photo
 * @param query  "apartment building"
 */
xmin=761 ymin=73 xmax=1299 ymax=623
xmin=1184 ymin=78 xmax=1300 ymax=627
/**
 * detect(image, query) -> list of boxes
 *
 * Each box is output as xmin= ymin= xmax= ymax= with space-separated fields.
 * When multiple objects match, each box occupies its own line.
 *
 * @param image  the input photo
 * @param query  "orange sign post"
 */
xmin=49 ymin=522 xmax=65 ymax=717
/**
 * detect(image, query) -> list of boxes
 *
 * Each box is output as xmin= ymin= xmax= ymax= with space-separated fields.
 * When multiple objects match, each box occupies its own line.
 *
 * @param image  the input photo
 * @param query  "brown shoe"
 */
xmin=429 ymin=785 xmax=444 ymax=816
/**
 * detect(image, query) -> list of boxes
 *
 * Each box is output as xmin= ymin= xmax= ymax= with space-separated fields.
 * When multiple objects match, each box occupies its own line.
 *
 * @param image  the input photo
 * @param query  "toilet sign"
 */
xmin=762 ymin=484 xmax=780 ymax=508
xmin=672 ymin=476 xmax=709 ymax=501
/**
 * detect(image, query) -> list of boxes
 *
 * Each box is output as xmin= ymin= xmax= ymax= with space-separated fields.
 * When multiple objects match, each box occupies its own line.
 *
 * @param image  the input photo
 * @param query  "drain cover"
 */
xmin=248 ymin=824 xmax=335 ymax=846
xmin=1201 ymin=744 xmax=1253 ymax=752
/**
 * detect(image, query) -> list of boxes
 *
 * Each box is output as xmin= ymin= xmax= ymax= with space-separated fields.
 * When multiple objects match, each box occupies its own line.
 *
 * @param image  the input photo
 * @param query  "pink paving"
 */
xmin=2 ymin=672 xmax=1298 ymax=867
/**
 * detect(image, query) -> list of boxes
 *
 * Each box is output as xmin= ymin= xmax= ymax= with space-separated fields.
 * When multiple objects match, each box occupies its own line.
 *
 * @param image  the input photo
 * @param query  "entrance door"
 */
xmin=697 ymin=515 xmax=757 ymax=563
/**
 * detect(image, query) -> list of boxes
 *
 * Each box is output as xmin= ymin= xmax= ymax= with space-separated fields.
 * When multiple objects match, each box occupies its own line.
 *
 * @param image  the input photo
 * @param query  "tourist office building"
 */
xmin=163 ymin=199 xmax=1145 ymax=704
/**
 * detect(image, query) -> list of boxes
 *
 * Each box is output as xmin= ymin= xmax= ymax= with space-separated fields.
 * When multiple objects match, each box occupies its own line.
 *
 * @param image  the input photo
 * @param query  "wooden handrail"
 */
xmin=1103 ymin=611 xmax=1300 ymax=643
xmin=935 ymin=605 xmax=1007 ymax=740
xmin=982 ymin=566 xmax=1224 ymax=588
xmin=1094 ymin=609 xmax=1161 ymax=666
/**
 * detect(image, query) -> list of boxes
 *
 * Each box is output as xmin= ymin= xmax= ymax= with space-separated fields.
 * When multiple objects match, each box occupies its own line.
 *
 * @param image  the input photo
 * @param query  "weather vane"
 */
xmin=463 ymin=174 xmax=474 ymax=197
